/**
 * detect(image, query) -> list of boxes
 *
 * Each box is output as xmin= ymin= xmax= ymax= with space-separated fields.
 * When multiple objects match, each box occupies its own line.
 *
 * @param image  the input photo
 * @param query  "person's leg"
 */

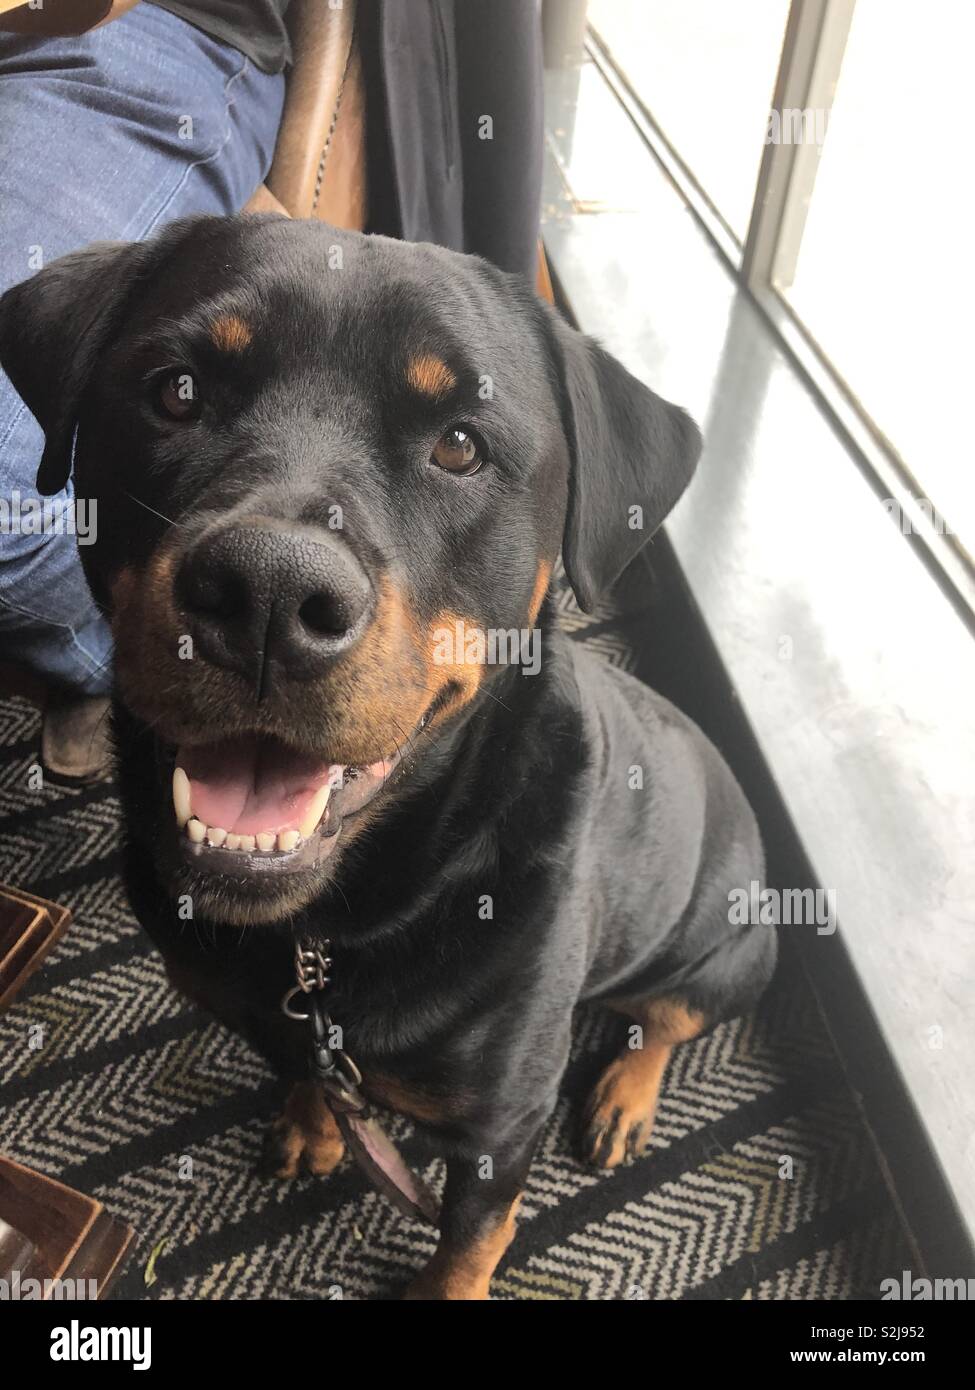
xmin=0 ymin=4 xmax=285 ymax=703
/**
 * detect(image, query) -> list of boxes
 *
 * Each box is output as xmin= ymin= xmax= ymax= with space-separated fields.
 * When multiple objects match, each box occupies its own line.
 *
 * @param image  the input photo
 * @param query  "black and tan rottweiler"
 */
xmin=0 ymin=215 xmax=776 ymax=1299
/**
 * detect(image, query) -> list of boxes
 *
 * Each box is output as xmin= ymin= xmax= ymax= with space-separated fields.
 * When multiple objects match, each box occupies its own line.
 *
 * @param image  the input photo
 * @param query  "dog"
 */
xmin=0 ymin=215 xmax=776 ymax=1300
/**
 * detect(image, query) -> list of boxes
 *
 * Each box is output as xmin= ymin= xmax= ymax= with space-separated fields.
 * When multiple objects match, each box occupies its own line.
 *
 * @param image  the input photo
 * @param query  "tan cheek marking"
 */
xmin=527 ymin=560 xmax=553 ymax=625
xmin=109 ymin=549 xmax=177 ymax=621
xmin=209 ymin=314 xmax=252 ymax=352
xmin=109 ymin=548 xmax=185 ymax=715
xmin=406 ymin=353 xmax=456 ymax=400
xmin=328 ymin=577 xmax=433 ymax=748
xmin=109 ymin=563 xmax=137 ymax=612
xmin=427 ymin=611 xmax=484 ymax=724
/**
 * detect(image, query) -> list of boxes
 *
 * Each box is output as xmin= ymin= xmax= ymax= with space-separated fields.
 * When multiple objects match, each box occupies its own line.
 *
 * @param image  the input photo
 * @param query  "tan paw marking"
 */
xmin=581 ymin=1054 xmax=665 ymax=1169
xmin=261 ymin=1081 xmax=345 ymax=1179
xmin=582 ymin=1000 xmax=705 ymax=1169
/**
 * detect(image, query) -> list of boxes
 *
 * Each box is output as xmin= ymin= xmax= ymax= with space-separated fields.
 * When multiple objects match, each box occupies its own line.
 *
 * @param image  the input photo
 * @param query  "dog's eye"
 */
xmin=156 ymin=371 xmax=200 ymax=422
xmin=430 ymin=427 xmax=484 ymax=475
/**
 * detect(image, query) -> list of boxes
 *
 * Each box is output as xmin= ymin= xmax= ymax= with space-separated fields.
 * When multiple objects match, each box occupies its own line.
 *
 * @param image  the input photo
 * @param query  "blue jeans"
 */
xmin=0 ymin=5 xmax=284 ymax=695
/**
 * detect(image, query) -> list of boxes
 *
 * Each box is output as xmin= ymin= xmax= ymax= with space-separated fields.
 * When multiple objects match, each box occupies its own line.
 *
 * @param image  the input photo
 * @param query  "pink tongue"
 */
xmin=177 ymin=736 xmax=342 ymax=836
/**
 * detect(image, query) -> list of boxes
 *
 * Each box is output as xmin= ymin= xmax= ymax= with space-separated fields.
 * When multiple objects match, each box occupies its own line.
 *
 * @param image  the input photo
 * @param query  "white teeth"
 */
xmin=173 ymin=767 xmax=192 ymax=828
xmin=184 ymin=817 xmax=303 ymax=854
xmin=298 ymin=785 xmax=331 ymax=840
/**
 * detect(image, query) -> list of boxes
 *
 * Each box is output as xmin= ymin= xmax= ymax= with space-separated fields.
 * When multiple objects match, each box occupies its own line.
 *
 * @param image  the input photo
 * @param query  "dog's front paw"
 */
xmin=581 ymin=1057 xmax=658 ymax=1169
xmin=261 ymin=1081 xmax=345 ymax=1179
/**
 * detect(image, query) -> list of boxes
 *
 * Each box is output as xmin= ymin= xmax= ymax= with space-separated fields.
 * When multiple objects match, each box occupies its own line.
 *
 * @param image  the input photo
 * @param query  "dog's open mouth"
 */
xmin=171 ymin=733 xmax=403 ymax=879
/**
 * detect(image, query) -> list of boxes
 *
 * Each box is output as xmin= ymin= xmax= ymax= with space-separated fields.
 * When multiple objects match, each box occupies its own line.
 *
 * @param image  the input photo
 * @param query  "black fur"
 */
xmin=0 ymin=215 xmax=776 ymax=1293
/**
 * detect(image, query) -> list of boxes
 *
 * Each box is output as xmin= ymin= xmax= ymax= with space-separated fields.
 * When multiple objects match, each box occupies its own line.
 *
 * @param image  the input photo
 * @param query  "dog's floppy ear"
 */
xmin=0 ymin=239 xmax=164 ymax=495
xmin=544 ymin=309 xmax=701 ymax=612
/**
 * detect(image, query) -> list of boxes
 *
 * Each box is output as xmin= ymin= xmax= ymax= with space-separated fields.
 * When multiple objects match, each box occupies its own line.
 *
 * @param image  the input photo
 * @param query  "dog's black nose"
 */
xmin=177 ymin=523 xmax=372 ymax=689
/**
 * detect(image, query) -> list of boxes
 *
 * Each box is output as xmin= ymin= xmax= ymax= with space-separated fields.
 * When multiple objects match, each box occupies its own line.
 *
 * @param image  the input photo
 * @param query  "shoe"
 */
xmin=41 ymin=692 xmax=113 ymax=783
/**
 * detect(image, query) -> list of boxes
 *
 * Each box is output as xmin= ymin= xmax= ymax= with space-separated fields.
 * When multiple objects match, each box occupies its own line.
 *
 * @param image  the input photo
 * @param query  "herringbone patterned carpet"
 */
xmin=0 ymin=574 xmax=911 ymax=1299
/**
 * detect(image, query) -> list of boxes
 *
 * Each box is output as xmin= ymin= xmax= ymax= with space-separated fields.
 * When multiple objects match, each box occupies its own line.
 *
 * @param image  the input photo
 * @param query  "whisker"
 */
xmin=123 ymin=491 xmax=185 ymax=529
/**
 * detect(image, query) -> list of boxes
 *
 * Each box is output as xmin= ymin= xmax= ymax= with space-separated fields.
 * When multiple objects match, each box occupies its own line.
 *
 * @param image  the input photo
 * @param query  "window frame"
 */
xmin=586 ymin=0 xmax=975 ymax=629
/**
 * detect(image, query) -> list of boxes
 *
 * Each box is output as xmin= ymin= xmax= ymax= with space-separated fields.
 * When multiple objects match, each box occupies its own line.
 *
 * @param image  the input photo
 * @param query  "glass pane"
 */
xmin=785 ymin=0 xmax=975 ymax=548
xmin=588 ymin=0 xmax=791 ymax=241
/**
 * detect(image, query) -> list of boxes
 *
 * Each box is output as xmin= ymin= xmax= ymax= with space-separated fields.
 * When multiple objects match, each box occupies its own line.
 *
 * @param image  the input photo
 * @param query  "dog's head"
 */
xmin=0 ymin=216 xmax=700 ymax=924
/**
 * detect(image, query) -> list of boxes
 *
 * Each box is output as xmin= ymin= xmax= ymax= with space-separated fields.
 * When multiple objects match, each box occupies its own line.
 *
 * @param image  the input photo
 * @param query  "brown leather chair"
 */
xmin=0 ymin=0 xmax=366 ymax=225
xmin=5 ymin=0 xmax=548 ymax=286
xmin=246 ymin=0 xmax=554 ymax=299
xmin=245 ymin=0 xmax=367 ymax=229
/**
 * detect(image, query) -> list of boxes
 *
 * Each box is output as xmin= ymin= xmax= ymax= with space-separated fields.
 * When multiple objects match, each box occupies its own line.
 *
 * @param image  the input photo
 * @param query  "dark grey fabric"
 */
xmin=363 ymin=0 xmax=544 ymax=280
xmin=148 ymin=0 xmax=292 ymax=73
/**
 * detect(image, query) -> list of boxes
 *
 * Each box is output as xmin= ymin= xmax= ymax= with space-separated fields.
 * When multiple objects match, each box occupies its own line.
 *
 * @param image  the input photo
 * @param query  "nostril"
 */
xmin=181 ymin=565 xmax=248 ymax=622
xmin=298 ymin=591 xmax=351 ymax=639
xmin=177 ymin=524 xmax=371 ymax=681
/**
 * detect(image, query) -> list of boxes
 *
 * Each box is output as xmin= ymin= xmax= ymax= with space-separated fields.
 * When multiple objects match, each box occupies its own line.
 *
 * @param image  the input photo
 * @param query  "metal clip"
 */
xmin=308 ymin=995 xmax=365 ymax=1113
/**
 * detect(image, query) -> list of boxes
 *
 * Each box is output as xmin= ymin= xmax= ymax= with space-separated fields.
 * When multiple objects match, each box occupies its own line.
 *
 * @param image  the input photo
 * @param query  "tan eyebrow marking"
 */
xmin=405 ymin=353 xmax=456 ymax=400
xmin=209 ymin=314 xmax=252 ymax=352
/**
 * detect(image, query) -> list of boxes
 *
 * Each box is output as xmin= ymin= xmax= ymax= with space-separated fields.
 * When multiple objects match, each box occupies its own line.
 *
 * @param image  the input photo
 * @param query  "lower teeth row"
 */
xmin=173 ymin=769 xmax=332 ymax=855
xmin=184 ymin=820 xmax=303 ymax=854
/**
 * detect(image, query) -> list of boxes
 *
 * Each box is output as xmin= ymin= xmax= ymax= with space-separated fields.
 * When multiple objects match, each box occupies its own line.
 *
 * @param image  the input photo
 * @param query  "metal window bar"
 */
xmin=741 ymin=0 xmax=855 ymax=290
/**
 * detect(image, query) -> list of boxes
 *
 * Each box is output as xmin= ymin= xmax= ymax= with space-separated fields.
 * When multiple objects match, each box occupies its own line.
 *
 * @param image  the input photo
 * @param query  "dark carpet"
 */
xmin=0 ymin=571 xmax=911 ymax=1299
